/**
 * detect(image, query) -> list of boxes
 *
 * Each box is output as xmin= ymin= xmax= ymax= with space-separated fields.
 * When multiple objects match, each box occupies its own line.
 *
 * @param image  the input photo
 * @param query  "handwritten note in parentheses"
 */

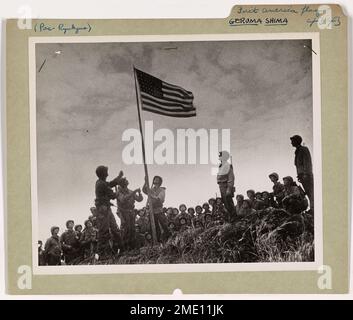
xmin=34 ymin=22 xmax=92 ymax=35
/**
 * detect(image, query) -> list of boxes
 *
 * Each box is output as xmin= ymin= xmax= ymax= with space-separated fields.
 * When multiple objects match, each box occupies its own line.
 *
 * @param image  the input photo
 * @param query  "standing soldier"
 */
xmin=44 ymin=226 xmax=62 ymax=266
xmin=290 ymin=135 xmax=314 ymax=211
xmin=143 ymin=175 xmax=170 ymax=242
xmin=80 ymin=219 xmax=98 ymax=259
xmin=217 ymin=151 xmax=235 ymax=220
xmin=60 ymin=220 xmax=80 ymax=264
xmin=246 ymin=190 xmax=256 ymax=208
xmin=117 ymin=177 xmax=143 ymax=251
xmin=94 ymin=165 xmax=125 ymax=258
xmin=38 ymin=240 xmax=46 ymax=266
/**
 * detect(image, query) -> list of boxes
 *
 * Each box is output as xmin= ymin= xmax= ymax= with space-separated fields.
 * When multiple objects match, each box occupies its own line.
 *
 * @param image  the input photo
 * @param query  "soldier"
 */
xmin=187 ymin=207 xmax=195 ymax=226
xmin=262 ymin=191 xmax=275 ymax=208
xmin=246 ymin=190 xmax=256 ymax=208
xmin=290 ymin=135 xmax=314 ymax=211
xmin=202 ymin=202 xmax=212 ymax=215
xmin=235 ymin=194 xmax=244 ymax=217
xmin=60 ymin=220 xmax=80 ymax=264
xmin=177 ymin=204 xmax=190 ymax=229
xmin=168 ymin=221 xmax=177 ymax=235
xmin=217 ymin=151 xmax=235 ymax=220
xmin=253 ymin=192 xmax=265 ymax=210
xmin=208 ymin=198 xmax=216 ymax=214
xmin=143 ymin=175 xmax=170 ymax=242
xmin=179 ymin=204 xmax=187 ymax=215
xmin=94 ymin=165 xmax=125 ymax=258
xmin=178 ymin=216 xmax=188 ymax=232
xmin=44 ymin=226 xmax=62 ymax=266
xmin=282 ymin=176 xmax=308 ymax=214
xmin=238 ymin=199 xmax=256 ymax=218
xmin=80 ymin=219 xmax=98 ymax=259
xmin=136 ymin=208 xmax=151 ymax=235
xmin=134 ymin=224 xmax=145 ymax=249
xmin=74 ymin=224 xmax=83 ymax=240
xmin=117 ymin=177 xmax=143 ymax=251
xmin=269 ymin=172 xmax=285 ymax=207
xmin=38 ymin=240 xmax=46 ymax=266
xmin=166 ymin=207 xmax=174 ymax=223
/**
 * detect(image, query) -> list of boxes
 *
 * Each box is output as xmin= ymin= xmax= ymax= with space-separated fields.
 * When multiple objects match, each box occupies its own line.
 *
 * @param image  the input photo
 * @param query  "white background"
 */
xmin=0 ymin=0 xmax=352 ymax=300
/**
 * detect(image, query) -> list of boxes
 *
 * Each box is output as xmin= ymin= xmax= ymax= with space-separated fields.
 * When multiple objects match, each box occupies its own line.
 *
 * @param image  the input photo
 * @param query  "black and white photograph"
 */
xmin=30 ymin=34 xmax=322 ymax=272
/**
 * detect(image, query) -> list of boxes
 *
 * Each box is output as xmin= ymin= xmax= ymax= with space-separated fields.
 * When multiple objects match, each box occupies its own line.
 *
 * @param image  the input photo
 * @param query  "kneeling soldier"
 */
xmin=282 ymin=176 xmax=308 ymax=214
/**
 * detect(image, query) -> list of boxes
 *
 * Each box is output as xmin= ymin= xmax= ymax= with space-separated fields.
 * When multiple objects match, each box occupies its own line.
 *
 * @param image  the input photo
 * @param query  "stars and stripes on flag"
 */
xmin=135 ymin=68 xmax=196 ymax=118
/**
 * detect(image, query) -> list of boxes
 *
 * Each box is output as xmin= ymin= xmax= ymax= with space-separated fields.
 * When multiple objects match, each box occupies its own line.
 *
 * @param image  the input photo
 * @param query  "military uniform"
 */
xmin=80 ymin=226 xmax=98 ymax=258
xmin=44 ymin=229 xmax=62 ymax=266
xmin=283 ymin=180 xmax=308 ymax=214
xmin=217 ymin=162 xmax=235 ymax=219
xmin=60 ymin=229 xmax=80 ymax=264
xmin=272 ymin=181 xmax=285 ymax=206
xmin=95 ymin=177 xmax=123 ymax=257
xmin=142 ymin=184 xmax=170 ymax=242
xmin=294 ymin=145 xmax=314 ymax=210
xmin=38 ymin=244 xmax=46 ymax=266
xmin=117 ymin=186 xmax=143 ymax=250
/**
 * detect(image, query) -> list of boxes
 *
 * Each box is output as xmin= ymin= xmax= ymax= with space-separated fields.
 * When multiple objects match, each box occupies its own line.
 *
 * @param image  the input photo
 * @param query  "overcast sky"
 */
xmin=36 ymin=39 xmax=313 ymax=241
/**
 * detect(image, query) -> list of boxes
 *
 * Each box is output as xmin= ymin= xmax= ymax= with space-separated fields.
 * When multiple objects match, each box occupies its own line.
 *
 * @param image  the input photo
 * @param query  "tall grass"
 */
xmin=79 ymin=208 xmax=314 ymax=265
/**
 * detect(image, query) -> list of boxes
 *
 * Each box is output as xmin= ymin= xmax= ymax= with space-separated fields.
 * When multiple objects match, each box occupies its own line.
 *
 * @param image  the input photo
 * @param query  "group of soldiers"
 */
xmin=39 ymin=134 xmax=314 ymax=266
xmin=216 ymin=134 xmax=314 ymax=219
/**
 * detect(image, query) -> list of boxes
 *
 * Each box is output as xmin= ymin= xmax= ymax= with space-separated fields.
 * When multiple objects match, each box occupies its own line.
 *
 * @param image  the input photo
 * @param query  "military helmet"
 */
xmin=66 ymin=220 xmax=74 ymax=228
xmin=283 ymin=176 xmax=294 ymax=183
xmin=95 ymin=165 xmax=108 ymax=179
xmin=50 ymin=226 xmax=59 ymax=235
xmin=269 ymin=172 xmax=279 ymax=180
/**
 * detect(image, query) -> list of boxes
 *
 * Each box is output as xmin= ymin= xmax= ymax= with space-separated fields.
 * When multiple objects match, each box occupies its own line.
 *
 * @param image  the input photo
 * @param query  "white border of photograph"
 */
xmin=29 ymin=32 xmax=323 ymax=275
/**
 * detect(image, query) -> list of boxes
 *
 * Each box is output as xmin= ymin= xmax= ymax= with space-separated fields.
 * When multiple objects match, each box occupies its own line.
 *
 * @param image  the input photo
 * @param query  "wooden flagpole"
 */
xmin=133 ymin=66 xmax=158 ymax=245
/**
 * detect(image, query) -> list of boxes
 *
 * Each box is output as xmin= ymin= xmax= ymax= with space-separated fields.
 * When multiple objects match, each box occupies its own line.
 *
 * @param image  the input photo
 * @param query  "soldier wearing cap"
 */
xmin=290 ymin=135 xmax=314 ymax=211
xmin=269 ymin=172 xmax=285 ymax=207
xmin=217 ymin=150 xmax=235 ymax=220
xmin=94 ymin=165 xmax=125 ymax=258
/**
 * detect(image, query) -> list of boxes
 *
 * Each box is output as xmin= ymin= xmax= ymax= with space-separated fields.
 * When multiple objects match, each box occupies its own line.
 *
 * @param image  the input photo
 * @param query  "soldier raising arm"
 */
xmin=95 ymin=166 xmax=124 ymax=207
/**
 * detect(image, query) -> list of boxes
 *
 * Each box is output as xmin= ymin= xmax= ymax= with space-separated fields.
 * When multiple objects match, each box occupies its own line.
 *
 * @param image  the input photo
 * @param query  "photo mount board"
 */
xmin=5 ymin=4 xmax=349 ymax=294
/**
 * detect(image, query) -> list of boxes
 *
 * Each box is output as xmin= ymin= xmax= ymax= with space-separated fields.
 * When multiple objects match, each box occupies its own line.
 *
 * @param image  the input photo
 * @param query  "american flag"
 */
xmin=135 ymin=68 xmax=196 ymax=118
